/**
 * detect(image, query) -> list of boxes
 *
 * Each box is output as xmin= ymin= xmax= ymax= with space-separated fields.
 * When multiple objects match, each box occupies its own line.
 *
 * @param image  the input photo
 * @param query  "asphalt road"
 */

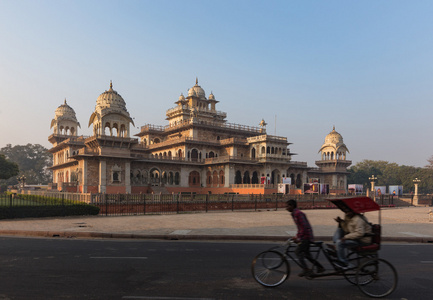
xmin=0 ymin=237 xmax=431 ymax=300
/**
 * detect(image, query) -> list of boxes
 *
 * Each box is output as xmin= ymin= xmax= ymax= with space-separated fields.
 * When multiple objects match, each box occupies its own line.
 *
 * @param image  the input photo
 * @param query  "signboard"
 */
xmin=320 ymin=184 xmax=329 ymax=195
xmin=278 ymin=183 xmax=290 ymax=194
xmin=282 ymin=177 xmax=292 ymax=184
xmin=389 ymin=185 xmax=403 ymax=196
xmin=304 ymin=183 xmax=319 ymax=194
xmin=348 ymin=184 xmax=363 ymax=195
xmin=375 ymin=186 xmax=386 ymax=196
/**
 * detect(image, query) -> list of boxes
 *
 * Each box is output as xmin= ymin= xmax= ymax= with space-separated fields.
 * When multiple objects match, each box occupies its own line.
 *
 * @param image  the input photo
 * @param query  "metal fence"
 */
xmin=2 ymin=192 xmax=428 ymax=217
xmin=88 ymin=193 xmax=337 ymax=216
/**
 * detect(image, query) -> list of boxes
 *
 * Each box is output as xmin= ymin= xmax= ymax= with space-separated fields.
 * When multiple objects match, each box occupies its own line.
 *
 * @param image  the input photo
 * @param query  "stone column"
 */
xmin=99 ymin=160 xmax=106 ymax=193
xmin=82 ymin=160 xmax=88 ymax=193
xmin=225 ymin=165 xmax=234 ymax=188
xmin=125 ymin=161 xmax=131 ymax=193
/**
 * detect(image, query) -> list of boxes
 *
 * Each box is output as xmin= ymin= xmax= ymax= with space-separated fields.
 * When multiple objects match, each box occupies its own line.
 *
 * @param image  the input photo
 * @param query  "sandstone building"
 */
xmin=48 ymin=80 xmax=351 ymax=194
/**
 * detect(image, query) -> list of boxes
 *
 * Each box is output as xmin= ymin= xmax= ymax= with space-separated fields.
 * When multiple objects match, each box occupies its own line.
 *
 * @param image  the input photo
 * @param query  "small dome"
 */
xmin=95 ymin=81 xmax=127 ymax=110
xmin=208 ymin=92 xmax=215 ymax=100
xmin=54 ymin=99 xmax=78 ymax=122
xmin=179 ymin=93 xmax=185 ymax=101
xmin=187 ymin=78 xmax=206 ymax=99
xmin=324 ymin=126 xmax=343 ymax=145
xmin=319 ymin=126 xmax=349 ymax=154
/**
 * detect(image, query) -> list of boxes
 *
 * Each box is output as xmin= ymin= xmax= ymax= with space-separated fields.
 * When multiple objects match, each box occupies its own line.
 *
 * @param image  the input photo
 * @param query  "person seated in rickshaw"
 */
xmin=332 ymin=209 xmax=372 ymax=269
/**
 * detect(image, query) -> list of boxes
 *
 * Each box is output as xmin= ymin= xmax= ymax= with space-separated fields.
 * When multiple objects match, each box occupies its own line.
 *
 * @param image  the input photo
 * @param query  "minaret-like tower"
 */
xmin=50 ymin=99 xmax=80 ymax=136
xmin=88 ymin=81 xmax=134 ymax=137
xmin=315 ymin=126 xmax=351 ymax=191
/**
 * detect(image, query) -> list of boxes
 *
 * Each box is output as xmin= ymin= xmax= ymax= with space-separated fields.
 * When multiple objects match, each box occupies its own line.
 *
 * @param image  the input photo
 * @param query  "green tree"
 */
xmin=0 ymin=144 xmax=52 ymax=190
xmin=0 ymin=154 xmax=19 ymax=180
xmin=348 ymin=159 xmax=433 ymax=194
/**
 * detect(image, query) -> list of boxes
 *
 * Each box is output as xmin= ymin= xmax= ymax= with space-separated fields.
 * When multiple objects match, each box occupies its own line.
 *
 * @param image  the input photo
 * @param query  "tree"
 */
xmin=0 ymin=144 xmax=52 ymax=189
xmin=0 ymin=154 xmax=19 ymax=180
xmin=348 ymin=159 xmax=433 ymax=194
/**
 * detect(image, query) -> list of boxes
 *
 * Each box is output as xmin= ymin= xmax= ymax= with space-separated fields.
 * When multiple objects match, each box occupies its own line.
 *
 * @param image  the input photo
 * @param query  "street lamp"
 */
xmin=17 ymin=175 xmax=26 ymax=190
xmin=369 ymin=175 xmax=377 ymax=192
xmin=413 ymin=178 xmax=421 ymax=206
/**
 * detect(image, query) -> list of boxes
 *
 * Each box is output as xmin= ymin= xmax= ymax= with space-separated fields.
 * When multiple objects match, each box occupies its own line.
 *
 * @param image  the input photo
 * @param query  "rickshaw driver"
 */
xmin=286 ymin=199 xmax=325 ymax=277
xmin=333 ymin=209 xmax=372 ymax=269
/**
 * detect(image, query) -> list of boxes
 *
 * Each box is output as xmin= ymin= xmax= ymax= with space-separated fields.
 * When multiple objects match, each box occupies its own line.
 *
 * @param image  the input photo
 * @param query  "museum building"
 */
xmin=48 ymin=80 xmax=351 ymax=195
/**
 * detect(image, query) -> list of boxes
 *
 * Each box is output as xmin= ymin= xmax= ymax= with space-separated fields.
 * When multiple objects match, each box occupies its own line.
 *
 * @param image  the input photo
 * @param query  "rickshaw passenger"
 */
xmin=333 ymin=210 xmax=372 ymax=268
xmin=286 ymin=199 xmax=325 ymax=277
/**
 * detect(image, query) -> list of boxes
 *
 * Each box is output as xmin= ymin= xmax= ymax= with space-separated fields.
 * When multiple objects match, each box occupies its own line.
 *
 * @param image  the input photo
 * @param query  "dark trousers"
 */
xmin=295 ymin=240 xmax=324 ymax=270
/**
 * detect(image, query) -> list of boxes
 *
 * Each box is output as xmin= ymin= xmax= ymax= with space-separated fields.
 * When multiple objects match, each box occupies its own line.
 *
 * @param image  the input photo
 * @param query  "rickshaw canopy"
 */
xmin=327 ymin=196 xmax=380 ymax=214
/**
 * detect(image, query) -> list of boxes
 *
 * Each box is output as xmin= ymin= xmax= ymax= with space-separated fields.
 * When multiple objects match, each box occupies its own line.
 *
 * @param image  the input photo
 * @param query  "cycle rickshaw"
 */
xmin=251 ymin=196 xmax=398 ymax=298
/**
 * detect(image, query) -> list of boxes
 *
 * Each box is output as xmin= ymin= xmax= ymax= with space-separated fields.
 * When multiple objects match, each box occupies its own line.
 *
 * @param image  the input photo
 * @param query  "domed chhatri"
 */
xmin=50 ymin=99 xmax=80 ymax=136
xmin=319 ymin=126 xmax=349 ymax=160
xmin=88 ymin=81 xmax=134 ymax=137
xmin=95 ymin=81 xmax=127 ymax=110
xmin=187 ymin=78 xmax=206 ymax=99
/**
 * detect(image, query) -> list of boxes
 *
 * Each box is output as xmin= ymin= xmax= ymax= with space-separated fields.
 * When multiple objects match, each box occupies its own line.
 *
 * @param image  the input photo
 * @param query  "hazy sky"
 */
xmin=1 ymin=0 xmax=432 ymax=168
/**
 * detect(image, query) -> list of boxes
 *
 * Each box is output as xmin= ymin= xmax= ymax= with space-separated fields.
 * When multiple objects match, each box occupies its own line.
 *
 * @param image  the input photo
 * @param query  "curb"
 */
xmin=0 ymin=230 xmax=431 ymax=243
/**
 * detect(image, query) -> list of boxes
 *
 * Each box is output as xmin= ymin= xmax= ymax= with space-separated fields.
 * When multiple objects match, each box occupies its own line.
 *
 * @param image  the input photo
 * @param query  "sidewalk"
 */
xmin=0 ymin=206 xmax=432 ymax=242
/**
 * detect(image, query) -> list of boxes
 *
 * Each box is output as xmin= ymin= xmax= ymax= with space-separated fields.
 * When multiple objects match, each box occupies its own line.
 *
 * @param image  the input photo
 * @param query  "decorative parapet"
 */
xmin=247 ymin=134 xmax=288 ymax=143
xmin=139 ymin=119 xmax=262 ymax=135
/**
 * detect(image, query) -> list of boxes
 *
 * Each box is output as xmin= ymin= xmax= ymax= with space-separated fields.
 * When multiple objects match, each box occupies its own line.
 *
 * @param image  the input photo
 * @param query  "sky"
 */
xmin=1 ymin=0 xmax=432 ymax=168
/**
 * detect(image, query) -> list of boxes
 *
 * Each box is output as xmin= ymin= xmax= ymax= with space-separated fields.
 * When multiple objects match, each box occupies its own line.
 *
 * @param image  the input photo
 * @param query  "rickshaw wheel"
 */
xmin=344 ymin=252 xmax=375 ymax=285
xmin=252 ymin=250 xmax=290 ymax=287
xmin=356 ymin=258 xmax=398 ymax=298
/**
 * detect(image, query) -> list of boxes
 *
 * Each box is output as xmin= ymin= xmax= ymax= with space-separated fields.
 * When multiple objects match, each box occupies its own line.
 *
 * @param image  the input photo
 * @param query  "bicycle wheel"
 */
xmin=251 ymin=250 xmax=290 ymax=287
xmin=344 ymin=252 xmax=375 ymax=285
xmin=356 ymin=258 xmax=398 ymax=298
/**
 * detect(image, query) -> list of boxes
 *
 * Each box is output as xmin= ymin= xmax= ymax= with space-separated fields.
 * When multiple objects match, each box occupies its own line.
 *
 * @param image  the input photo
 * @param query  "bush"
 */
xmin=0 ymin=204 xmax=100 ymax=219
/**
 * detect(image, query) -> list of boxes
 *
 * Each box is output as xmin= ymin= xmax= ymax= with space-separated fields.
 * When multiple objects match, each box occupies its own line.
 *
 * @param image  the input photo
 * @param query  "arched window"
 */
xmin=191 ymin=149 xmax=199 ymax=161
xmin=208 ymin=151 xmax=215 ymax=158
xmin=206 ymin=171 xmax=212 ymax=186
xmin=296 ymin=174 xmax=302 ymax=188
xmin=212 ymin=171 xmax=219 ymax=185
xmin=261 ymin=146 xmax=266 ymax=154
xmin=188 ymin=171 xmax=200 ymax=187
xmin=267 ymin=146 xmax=270 ymax=154
xmin=174 ymin=172 xmax=180 ymax=185
xmin=219 ymin=170 xmax=225 ymax=185
xmin=251 ymin=148 xmax=256 ymax=159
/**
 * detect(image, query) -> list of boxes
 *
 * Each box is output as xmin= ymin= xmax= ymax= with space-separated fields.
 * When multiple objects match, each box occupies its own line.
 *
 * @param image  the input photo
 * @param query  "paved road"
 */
xmin=0 ymin=237 xmax=431 ymax=300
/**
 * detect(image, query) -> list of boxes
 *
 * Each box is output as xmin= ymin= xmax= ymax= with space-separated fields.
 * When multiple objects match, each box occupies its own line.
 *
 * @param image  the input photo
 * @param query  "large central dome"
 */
xmin=95 ymin=81 xmax=127 ymax=110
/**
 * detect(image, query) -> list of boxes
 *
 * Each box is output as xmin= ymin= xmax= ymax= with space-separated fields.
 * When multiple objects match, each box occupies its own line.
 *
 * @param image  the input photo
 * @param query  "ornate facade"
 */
xmin=48 ymin=80 xmax=351 ymax=194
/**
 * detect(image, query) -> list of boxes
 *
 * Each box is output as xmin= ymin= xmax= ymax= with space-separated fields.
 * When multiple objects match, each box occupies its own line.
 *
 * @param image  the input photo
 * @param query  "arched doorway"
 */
xmin=243 ymin=171 xmax=250 ymax=184
xmin=150 ymin=168 xmax=160 ymax=186
xmin=252 ymin=171 xmax=259 ymax=184
xmin=235 ymin=171 xmax=242 ymax=184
